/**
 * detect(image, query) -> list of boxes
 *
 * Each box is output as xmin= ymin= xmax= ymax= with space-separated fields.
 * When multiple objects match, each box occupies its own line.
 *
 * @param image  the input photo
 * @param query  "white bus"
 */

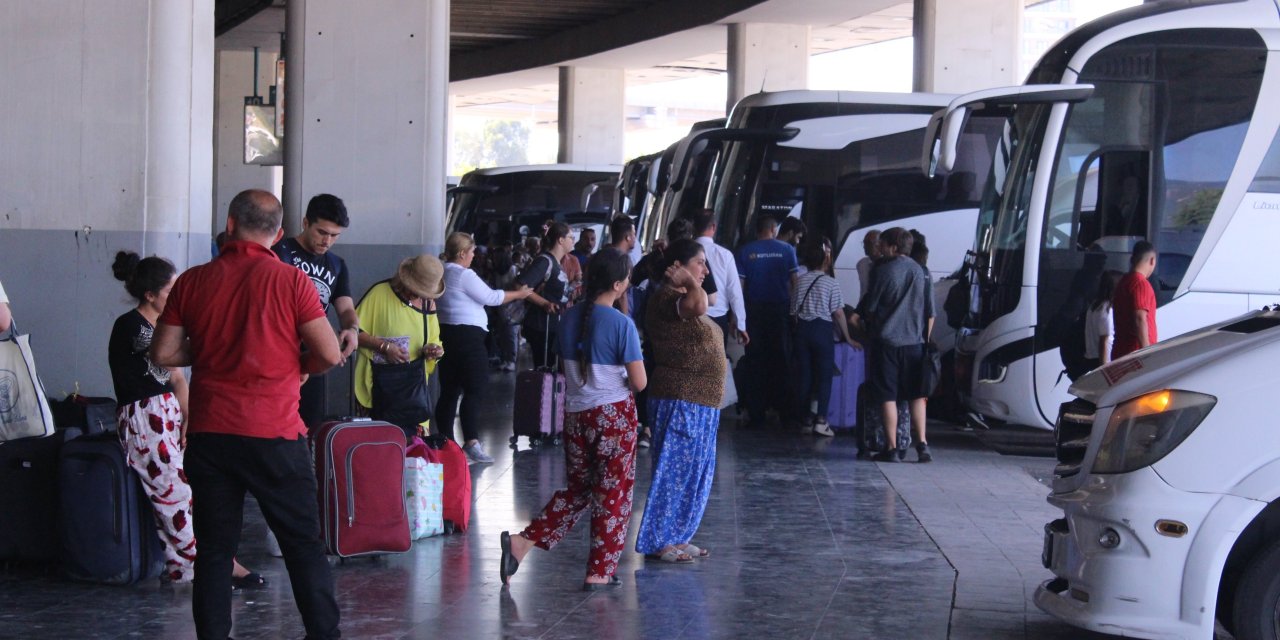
xmin=445 ymin=164 xmax=621 ymax=248
xmin=698 ymin=90 xmax=1004 ymax=310
xmin=930 ymin=0 xmax=1280 ymax=432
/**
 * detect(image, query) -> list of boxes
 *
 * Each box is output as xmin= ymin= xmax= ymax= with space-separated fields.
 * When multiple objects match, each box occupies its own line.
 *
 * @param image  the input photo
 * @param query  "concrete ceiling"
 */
xmin=215 ymin=0 xmax=1050 ymax=108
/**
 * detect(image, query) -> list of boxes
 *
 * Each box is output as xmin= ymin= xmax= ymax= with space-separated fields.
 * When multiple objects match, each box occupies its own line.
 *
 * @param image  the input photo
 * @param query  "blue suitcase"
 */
xmin=58 ymin=433 xmax=164 ymax=584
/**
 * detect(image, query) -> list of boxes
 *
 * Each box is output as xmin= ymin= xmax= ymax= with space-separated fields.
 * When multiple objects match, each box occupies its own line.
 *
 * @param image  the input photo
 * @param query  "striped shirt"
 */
xmin=791 ymin=271 xmax=843 ymax=322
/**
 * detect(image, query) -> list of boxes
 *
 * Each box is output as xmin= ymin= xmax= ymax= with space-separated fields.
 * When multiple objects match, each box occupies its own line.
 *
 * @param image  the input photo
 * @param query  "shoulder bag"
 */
xmin=0 ymin=320 xmax=57 ymax=441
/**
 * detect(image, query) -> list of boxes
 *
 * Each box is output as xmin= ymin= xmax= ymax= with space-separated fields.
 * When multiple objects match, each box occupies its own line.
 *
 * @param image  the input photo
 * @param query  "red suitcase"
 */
xmin=313 ymin=419 xmax=411 ymax=557
xmin=421 ymin=435 xmax=473 ymax=533
xmin=511 ymin=369 xmax=565 ymax=447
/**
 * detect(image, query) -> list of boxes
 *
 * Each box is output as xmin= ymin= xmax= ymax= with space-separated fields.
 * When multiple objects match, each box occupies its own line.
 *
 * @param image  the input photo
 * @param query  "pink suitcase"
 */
xmin=313 ymin=419 xmax=411 ymax=557
xmin=511 ymin=370 xmax=565 ymax=447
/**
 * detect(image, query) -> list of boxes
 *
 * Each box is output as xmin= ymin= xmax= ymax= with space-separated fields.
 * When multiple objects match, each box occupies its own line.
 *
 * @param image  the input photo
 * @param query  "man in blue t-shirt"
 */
xmin=272 ymin=193 xmax=360 ymax=428
xmin=737 ymin=215 xmax=799 ymax=428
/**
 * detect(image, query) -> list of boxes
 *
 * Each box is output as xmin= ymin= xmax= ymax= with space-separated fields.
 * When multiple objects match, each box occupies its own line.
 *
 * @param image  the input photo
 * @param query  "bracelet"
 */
xmin=378 ymin=340 xmax=388 ymax=354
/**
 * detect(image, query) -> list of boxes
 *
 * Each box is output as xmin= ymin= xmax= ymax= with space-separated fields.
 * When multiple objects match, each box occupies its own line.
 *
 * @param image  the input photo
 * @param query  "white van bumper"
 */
xmin=1034 ymin=467 xmax=1243 ymax=640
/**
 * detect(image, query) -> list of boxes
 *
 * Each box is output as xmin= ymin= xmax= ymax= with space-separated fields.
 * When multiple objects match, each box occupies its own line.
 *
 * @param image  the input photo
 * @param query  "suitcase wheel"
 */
xmin=509 ymin=435 xmax=519 ymax=446
xmin=551 ymin=436 xmax=561 ymax=446
xmin=529 ymin=437 xmax=541 ymax=448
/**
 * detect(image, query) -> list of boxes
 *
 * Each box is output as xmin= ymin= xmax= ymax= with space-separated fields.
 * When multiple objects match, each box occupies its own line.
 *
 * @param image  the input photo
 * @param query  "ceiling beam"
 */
xmin=451 ymin=0 xmax=770 ymax=81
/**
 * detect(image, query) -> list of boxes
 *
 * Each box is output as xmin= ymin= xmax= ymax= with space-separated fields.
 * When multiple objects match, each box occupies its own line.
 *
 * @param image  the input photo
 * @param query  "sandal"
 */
xmin=646 ymin=547 xmax=694 ymax=564
xmin=582 ymin=575 xmax=623 ymax=591
xmin=679 ymin=543 xmax=710 ymax=558
xmin=231 ymin=572 xmax=267 ymax=590
xmin=500 ymin=531 xmax=520 ymax=585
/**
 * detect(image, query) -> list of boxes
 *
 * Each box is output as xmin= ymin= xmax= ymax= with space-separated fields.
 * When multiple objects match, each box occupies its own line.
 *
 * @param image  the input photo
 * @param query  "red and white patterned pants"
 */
xmin=118 ymin=392 xmax=196 ymax=582
xmin=520 ymin=395 xmax=639 ymax=580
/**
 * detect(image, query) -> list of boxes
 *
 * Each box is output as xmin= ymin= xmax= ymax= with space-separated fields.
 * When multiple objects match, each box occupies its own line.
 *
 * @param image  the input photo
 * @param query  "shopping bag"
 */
xmin=404 ymin=457 xmax=444 ymax=540
xmin=0 ymin=324 xmax=56 ymax=441
xmin=720 ymin=358 xmax=737 ymax=410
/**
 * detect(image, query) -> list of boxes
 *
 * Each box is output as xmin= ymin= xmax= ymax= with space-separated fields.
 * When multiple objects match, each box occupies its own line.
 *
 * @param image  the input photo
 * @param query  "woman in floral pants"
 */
xmin=109 ymin=251 xmax=259 ymax=586
xmin=500 ymin=249 xmax=647 ymax=590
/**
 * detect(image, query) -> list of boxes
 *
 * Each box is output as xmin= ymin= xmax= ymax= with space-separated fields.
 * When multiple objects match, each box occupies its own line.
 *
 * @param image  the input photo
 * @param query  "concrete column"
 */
xmin=914 ymin=0 xmax=1021 ymax=93
xmin=214 ymin=49 xmax=284 ymax=233
xmin=557 ymin=67 xmax=625 ymax=166
xmin=0 ymin=0 xmax=214 ymax=396
xmin=284 ymin=0 xmax=450 ymax=260
xmin=727 ymin=23 xmax=809 ymax=113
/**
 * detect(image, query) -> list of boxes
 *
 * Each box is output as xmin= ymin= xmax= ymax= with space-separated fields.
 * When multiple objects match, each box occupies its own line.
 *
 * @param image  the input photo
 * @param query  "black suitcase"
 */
xmin=0 ymin=435 xmax=64 ymax=563
xmin=58 ymin=433 xmax=164 ymax=584
xmin=856 ymin=383 xmax=912 ymax=454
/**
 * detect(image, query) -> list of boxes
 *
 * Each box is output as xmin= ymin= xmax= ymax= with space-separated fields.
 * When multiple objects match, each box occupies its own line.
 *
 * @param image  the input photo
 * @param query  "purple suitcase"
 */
xmin=828 ymin=343 xmax=866 ymax=429
xmin=511 ymin=370 xmax=565 ymax=446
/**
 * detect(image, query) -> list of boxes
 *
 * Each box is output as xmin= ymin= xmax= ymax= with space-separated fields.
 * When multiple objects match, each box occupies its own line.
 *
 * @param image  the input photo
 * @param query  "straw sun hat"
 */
xmin=395 ymin=255 xmax=446 ymax=300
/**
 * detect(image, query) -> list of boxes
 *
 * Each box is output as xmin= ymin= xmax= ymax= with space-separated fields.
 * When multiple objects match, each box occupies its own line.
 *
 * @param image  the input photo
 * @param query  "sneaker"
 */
xmin=812 ymin=420 xmax=834 ymax=437
xmin=464 ymin=441 xmax=494 ymax=464
xmin=502 ymin=361 xmax=516 ymax=372
xmin=638 ymin=430 xmax=652 ymax=449
xmin=897 ymin=448 xmax=908 ymax=461
xmin=916 ymin=443 xmax=933 ymax=463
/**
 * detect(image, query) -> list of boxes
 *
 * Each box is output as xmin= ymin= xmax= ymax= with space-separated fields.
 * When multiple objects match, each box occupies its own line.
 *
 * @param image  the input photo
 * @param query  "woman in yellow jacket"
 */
xmin=354 ymin=255 xmax=445 ymax=439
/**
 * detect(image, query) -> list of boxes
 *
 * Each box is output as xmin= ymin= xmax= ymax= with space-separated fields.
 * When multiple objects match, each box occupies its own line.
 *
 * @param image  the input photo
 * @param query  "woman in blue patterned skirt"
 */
xmin=634 ymin=239 xmax=725 ymax=563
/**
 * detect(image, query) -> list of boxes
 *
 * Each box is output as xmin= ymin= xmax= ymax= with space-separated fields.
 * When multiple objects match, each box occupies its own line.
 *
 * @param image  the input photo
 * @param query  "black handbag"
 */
xmin=920 ymin=342 xmax=942 ymax=398
xmin=369 ymin=358 xmax=431 ymax=435
xmin=369 ymin=302 xmax=432 ymax=436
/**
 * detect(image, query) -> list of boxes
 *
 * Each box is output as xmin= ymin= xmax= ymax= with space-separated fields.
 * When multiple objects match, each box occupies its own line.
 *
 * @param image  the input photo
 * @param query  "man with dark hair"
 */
xmin=737 ymin=214 xmax=799 ymax=427
xmin=1111 ymin=240 xmax=1158 ymax=359
xmin=604 ymin=216 xmax=639 ymax=316
xmin=152 ymin=189 xmax=343 ymax=640
xmin=272 ymin=193 xmax=359 ymax=428
xmin=571 ymin=227 xmax=597 ymax=269
xmin=777 ymin=216 xmax=807 ymax=248
xmin=693 ymin=209 xmax=748 ymax=344
xmin=860 ymin=227 xmax=934 ymax=463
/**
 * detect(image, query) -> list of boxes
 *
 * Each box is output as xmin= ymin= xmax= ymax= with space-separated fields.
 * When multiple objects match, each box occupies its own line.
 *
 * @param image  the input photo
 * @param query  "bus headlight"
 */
xmin=1092 ymin=390 xmax=1216 ymax=474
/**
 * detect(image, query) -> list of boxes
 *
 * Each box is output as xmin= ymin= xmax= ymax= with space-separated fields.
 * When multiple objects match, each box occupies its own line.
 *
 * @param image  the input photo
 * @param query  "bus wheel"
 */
xmin=1232 ymin=540 xmax=1280 ymax=640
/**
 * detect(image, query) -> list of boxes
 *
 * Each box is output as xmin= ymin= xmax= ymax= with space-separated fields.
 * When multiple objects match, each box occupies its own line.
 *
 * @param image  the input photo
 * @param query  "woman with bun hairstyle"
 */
xmin=109 ymin=251 xmax=261 ymax=587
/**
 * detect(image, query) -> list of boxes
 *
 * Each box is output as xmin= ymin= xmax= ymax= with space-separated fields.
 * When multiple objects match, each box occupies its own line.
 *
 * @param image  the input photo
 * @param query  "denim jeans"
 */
xmin=794 ymin=318 xmax=836 ymax=419
xmin=185 ymin=434 xmax=340 ymax=640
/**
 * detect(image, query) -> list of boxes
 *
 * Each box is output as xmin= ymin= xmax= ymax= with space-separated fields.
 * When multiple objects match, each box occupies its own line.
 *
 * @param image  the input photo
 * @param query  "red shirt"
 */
xmin=159 ymin=241 xmax=325 ymax=439
xmin=1111 ymin=270 xmax=1157 ymax=359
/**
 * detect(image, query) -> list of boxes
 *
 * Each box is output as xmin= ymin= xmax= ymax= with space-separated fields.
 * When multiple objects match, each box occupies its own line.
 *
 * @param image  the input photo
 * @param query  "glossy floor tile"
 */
xmin=1 ymin=370 xmax=1145 ymax=639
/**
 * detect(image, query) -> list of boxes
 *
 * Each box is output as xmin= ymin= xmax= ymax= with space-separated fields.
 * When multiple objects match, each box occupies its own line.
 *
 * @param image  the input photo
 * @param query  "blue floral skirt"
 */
xmin=634 ymin=398 xmax=720 ymax=555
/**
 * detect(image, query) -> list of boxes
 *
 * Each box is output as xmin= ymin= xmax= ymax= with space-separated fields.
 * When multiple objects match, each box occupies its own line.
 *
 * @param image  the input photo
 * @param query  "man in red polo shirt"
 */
xmin=1111 ymin=241 xmax=1158 ymax=360
xmin=152 ymin=189 xmax=343 ymax=640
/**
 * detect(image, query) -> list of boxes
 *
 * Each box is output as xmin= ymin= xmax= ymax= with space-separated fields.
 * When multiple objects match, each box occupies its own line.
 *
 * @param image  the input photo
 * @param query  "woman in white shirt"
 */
xmin=435 ymin=232 xmax=532 ymax=463
xmin=1084 ymin=270 xmax=1123 ymax=370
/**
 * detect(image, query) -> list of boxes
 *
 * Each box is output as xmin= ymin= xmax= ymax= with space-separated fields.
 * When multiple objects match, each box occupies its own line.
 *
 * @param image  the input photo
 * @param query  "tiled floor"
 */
xmin=0 ymin=371 xmax=1138 ymax=639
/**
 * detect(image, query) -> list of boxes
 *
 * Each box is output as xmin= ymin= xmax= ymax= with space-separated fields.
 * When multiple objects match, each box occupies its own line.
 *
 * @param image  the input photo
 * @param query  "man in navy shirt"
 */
xmin=737 ymin=215 xmax=799 ymax=428
xmin=273 ymin=193 xmax=360 ymax=428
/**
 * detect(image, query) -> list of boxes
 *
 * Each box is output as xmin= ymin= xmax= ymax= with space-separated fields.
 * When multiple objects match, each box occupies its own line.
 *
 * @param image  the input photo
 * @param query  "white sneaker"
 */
xmin=812 ymin=421 xmax=835 ymax=437
xmin=464 ymin=441 xmax=494 ymax=464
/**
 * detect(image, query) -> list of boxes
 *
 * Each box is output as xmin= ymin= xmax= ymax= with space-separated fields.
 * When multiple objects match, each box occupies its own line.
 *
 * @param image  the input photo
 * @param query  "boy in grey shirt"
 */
xmin=859 ymin=227 xmax=934 ymax=463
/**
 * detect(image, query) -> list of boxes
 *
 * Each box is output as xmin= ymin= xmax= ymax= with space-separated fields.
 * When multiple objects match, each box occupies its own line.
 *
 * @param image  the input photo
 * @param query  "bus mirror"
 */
xmin=934 ymin=84 xmax=1096 ymax=174
xmin=922 ymin=111 xmax=946 ymax=178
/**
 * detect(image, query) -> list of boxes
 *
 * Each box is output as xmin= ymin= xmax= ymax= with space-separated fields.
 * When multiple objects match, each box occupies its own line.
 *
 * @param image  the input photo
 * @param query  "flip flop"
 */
xmin=646 ymin=547 xmax=694 ymax=564
xmin=500 ymin=531 xmax=520 ymax=585
xmin=582 ymin=575 xmax=623 ymax=591
xmin=231 ymin=572 xmax=267 ymax=590
xmin=679 ymin=543 xmax=710 ymax=558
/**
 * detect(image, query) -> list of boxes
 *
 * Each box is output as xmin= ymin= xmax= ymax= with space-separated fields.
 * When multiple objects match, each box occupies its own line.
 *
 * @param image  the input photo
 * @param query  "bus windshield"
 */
xmin=446 ymin=169 xmax=617 ymax=246
xmin=710 ymin=105 xmax=999 ymax=256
